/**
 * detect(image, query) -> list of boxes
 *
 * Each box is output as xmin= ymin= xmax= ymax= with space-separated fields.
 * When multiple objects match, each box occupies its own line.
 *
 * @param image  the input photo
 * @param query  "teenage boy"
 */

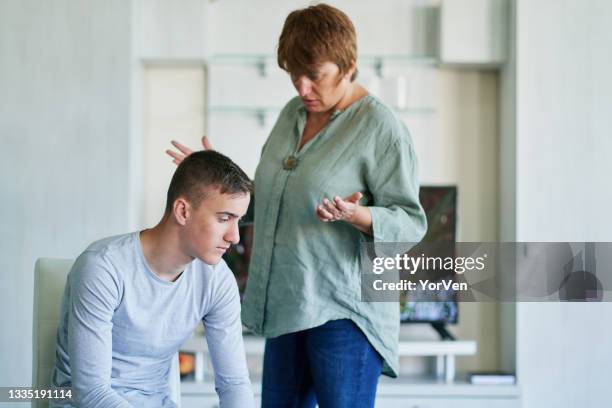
xmin=50 ymin=150 xmax=254 ymax=407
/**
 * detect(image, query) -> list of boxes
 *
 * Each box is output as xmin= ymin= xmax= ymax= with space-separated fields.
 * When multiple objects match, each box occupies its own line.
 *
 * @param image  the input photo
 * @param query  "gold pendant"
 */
xmin=283 ymin=155 xmax=298 ymax=170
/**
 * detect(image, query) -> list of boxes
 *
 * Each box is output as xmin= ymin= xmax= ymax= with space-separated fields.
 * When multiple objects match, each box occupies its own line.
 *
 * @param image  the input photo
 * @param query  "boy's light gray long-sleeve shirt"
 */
xmin=51 ymin=232 xmax=254 ymax=408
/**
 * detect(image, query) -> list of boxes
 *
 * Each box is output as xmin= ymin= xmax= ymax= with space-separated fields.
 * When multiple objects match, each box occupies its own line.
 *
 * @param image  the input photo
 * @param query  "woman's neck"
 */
xmin=309 ymin=82 xmax=367 ymax=122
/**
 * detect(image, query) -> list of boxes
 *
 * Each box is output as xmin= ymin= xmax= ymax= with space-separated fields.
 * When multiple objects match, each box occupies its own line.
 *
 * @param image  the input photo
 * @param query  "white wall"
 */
xmin=513 ymin=0 xmax=612 ymax=406
xmin=141 ymin=65 xmax=207 ymax=227
xmin=0 ymin=0 xmax=132 ymax=388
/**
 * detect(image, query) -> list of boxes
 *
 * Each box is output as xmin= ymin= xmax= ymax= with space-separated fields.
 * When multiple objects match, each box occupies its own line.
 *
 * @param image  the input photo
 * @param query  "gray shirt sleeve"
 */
xmin=203 ymin=264 xmax=254 ymax=408
xmin=67 ymin=253 xmax=133 ymax=407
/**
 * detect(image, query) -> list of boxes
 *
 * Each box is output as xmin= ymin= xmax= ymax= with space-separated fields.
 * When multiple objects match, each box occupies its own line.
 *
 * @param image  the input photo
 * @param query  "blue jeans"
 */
xmin=261 ymin=319 xmax=383 ymax=408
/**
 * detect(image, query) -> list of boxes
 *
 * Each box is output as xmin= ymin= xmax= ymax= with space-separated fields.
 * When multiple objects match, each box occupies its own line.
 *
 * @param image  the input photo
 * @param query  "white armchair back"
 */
xmin=32 ymin=258 xmax=181 ymax=407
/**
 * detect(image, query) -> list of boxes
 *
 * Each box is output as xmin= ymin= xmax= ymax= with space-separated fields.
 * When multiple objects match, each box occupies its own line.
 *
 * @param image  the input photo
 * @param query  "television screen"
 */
xmin=400 ymin=186 xmax=458 ymax=324
xmin=224 ymin=185 xmax=458 ymax=324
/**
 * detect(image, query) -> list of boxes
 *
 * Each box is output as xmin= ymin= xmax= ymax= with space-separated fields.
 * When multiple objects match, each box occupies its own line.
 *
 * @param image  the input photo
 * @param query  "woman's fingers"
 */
xmin=166 ymin=149 xmax=184 ymax=161
xmin=333 ymin=196 xmax=351 ymax=212
xmin=317 ymin=205 xmax=334 ymax=221
xmin=318 ymin=195 xmax=360 ymax=222
xmin=315 ymin=209 xmax=328 ymax=222
xmin=323 ymin=198 xmax=342 ymax=219
xmin=344 ymin=191 xmax=363 ymax=203
xmin=202 ymin=136 xmax=213 ymax=150
xmin=321 ymin=201 xmax=338 ymax=218
xmin=171 ymin=140 xmax=194 ymax=156
xmin=167 ymin=139 xmax=198 ymax=166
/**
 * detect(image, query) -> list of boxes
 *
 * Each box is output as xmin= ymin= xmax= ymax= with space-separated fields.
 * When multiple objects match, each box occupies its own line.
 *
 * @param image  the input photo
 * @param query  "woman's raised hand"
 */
xmin=316 ymin=192 xmax=363 ymax=222
xmin=316 ymin=192 xmax=373 ymax=234
xmin=166 ymin=136 xmax=212 ymax=165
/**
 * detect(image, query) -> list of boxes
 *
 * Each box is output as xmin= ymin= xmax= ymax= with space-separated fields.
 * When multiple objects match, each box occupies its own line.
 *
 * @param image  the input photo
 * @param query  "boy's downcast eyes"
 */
xmin=218 ymin=215 xmax=243 ymax=223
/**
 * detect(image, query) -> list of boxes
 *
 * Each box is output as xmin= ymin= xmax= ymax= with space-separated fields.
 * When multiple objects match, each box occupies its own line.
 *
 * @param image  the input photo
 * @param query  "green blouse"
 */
xmin=241 ymin=95 xmax=427 ymax=376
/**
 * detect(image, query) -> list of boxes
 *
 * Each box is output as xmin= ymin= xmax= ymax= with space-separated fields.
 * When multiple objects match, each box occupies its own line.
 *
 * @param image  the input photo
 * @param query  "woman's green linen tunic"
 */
xmin=241 ymin=95 xmax=427 ymax=376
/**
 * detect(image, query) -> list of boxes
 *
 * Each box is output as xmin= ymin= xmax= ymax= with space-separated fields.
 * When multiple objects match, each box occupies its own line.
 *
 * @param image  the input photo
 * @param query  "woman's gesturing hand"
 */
xmin=316 ymin=192 xmax=373 ymax=234
xmin=165 ymin=136 xmax=212 ymax=165
xmin=316 ymin=192 xmax=362 ymax=222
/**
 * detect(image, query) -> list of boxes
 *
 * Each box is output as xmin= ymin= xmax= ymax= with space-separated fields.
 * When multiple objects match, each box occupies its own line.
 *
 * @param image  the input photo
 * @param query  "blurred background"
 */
xmin=1 ymin=0 xmax=611 ymax=407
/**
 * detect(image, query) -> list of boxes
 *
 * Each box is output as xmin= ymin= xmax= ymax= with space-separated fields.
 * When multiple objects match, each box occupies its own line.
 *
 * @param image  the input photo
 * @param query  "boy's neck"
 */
xmin=140 ymin=218 xmax=192 ymax=282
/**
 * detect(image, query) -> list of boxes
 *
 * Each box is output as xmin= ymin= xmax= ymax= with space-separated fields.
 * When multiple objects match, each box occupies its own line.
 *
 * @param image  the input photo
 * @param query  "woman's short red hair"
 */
xmin=277 ymin=3 xmax=358 ymax=81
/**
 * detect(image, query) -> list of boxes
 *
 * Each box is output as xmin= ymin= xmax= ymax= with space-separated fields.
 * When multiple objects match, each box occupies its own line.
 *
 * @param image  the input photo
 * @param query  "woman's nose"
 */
xmin=295 ymin=77 xmax=312 ymax=97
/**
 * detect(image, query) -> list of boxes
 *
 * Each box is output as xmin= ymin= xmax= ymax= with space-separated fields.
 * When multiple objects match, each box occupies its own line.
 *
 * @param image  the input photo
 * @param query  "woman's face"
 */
xmin=290 ymin=62 xmax=354 ymax=113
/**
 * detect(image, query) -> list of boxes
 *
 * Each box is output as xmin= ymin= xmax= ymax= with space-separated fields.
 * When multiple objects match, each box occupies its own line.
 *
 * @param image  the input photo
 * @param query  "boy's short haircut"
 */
xmin=165 ymin=150 xmax=253 ymax=213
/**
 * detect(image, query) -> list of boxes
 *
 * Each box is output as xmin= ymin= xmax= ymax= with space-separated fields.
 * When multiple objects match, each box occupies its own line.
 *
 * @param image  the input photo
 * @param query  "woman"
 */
xmin=168 ymin=4 xmax=427 ymax=407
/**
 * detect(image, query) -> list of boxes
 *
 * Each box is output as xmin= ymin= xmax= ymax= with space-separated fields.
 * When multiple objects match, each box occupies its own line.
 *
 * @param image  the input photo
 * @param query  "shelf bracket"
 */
xmin=444 ymin=354 xmax=456 ymax=383
xmin=255 ymin=110 xmax=266 ymax=127
xmin=255 ymin=59 xmax=267 ymax=77
xmin=373 ymin=57 xmax=384 ymax=78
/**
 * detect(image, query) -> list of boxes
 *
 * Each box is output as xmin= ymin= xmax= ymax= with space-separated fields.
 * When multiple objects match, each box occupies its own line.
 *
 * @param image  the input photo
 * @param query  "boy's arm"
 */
xmin=67 ymin=253 xmax=133 ymax=407
xmin=203 ymin=263 xmax=254 ymax=408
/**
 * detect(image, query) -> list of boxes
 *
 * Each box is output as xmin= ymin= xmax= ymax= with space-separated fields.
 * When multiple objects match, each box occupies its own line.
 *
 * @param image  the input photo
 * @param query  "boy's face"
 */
xmin=181 ymin=187 xmax=250 ymax=265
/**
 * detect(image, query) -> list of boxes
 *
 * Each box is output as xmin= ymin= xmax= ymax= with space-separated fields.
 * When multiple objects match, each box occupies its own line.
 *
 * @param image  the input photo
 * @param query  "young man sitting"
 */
xmin=50 ymin=150 xmax=255 ymax=407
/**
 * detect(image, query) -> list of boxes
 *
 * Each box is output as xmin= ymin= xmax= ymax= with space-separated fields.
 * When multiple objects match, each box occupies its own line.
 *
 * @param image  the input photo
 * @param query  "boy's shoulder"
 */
xmin=71 ymin=232 xmax=137 ymax=281
xmin=84 ymin=232 xmax=136 ymax=257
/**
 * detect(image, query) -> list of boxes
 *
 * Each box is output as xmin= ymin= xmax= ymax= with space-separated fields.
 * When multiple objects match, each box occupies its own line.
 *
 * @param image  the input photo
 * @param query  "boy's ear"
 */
xmin=172 ymin=197 xmax=190 ymax=226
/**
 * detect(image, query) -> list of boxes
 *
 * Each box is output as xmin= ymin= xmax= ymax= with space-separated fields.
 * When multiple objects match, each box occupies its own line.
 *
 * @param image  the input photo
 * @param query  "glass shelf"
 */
xmin=209 ymin=106 xmax=282 ymax=113
xmin=207 ymin=54 xmax=274 ymax=63
xmin=207 ymin=54 xmax=276 ymax=76
xmin=209 ymin=105 xmax=435 ymax=115
xmin=208 ymin=106 xmax=282 ymax=126
xmin=360 ymin=54 xmax=438 ymax=65
xmin=359 ymin=54 xmax=438 ymax=76
xmin=208 ymin=105 xmax=435 ymax=126
xmin=206 ymin=53 xmax=439 ymax=76
xmin=394 ymin=106 xmax=436 ymax=115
